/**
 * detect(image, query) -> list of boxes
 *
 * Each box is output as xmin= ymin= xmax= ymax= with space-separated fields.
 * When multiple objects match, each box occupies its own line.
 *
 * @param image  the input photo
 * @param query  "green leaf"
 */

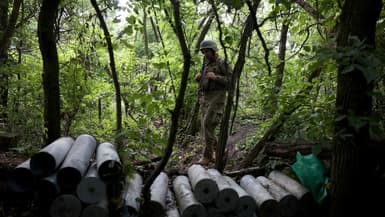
xmin=126 ymin=15 xmax=136 ymax=25
xmin=123 ymin=25 xmax=133 ymax=36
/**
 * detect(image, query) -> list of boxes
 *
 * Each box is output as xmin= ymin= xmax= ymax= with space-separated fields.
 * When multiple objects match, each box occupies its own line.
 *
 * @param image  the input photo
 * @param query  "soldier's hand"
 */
xmin=195 ymin=73 xmax=202 ymax=81
xmin=207 ymin=72 xmax=216 ymax=79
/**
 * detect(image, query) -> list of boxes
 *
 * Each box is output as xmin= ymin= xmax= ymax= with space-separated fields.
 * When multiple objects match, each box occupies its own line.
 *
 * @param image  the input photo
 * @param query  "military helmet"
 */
xmin=199 ymin=40 xmax=218 ymax=52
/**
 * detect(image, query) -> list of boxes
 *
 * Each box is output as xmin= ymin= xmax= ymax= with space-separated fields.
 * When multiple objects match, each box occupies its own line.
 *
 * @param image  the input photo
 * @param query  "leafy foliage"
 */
xmin=1 ymin=0 xmax=384 ymax=164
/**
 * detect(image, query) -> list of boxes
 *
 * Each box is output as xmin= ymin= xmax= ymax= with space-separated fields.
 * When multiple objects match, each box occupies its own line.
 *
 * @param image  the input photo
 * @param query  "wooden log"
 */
xmin=8 ymin=159 xmax=35 ymax=192
xmin=121 ymin=173 xmax=143 ymax=215
xmin=57 ymin=134 xmax=97 ymax=193
xmin=267 ymin=170 xmax=314 ymax=215
xmin=76 ymin=163 xmax=106 ymax=204
xmin=96 ymin=142 xmax=122 ymax=182
xmin=166 ymin=188 xmax=180 ymax=217
xmin=148 ymin=171 xmax=168 ymax=217
xmin=187 ymin=164 xmax=218 ymax=203
xmin=224 ymin=166 xmax=265 ymax=178
xmin=264 ymin=142 xmax=331 ymax=159
xmin=240 ymin=175 xmax=279 ymax=217
xmin=173 ymin=175 xmax=207 ymax=217
xmin=30 ymin=137 xmax=74 ymax=177
xmin=207 ymin=168 xmax=239 ymax=212
xmin=256 ymin=176 xmax=299 ymax=217
xmin=50 ymin=194 xmax=82 ymax=217
xmin=82 ymin=198 xmax=109 ymax=217
xmin=224 ymin=176 xmax=256 ymax=217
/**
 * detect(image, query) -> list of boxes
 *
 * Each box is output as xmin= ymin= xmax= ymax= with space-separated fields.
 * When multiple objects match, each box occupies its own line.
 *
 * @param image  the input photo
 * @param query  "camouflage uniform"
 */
xmin=199 ymin=56 xmax=232 ymax=159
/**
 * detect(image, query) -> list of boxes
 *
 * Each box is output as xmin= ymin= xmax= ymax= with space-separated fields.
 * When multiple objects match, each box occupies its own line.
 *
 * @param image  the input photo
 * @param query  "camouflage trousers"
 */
xmin=199 ymin=90 xmax=226 ymax=159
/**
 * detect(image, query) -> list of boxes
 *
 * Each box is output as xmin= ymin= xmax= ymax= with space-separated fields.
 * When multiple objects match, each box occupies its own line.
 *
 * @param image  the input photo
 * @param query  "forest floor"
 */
xmin=169 ymin=122 xmax=259 ymax=173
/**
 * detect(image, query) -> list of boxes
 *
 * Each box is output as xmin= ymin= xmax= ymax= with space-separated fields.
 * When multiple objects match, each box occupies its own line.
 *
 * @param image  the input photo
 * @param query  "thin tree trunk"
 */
xmin=270 ymin=23 xmax=289 ymax=114
xmin=186 ymin=13 xmax=214 ymax=136
xmin=90 ymin=0 xmax=122 ymax=148
xmin=0 ymin=0 xmax=22 ymax=120
xmin=214 ymin=0 xmax=260 ymax=172
xmin=294 ymin=0 xmax=324 ymax=20
xmin=330 ymin=1 xmax=382 ymax=217
xmin=241 ymin=67 xmax=322 ymax=168
xmin=141 ymin=1 xmax=191 ymax=216
xmin=38 ymin=0 xmax=61 ymax=145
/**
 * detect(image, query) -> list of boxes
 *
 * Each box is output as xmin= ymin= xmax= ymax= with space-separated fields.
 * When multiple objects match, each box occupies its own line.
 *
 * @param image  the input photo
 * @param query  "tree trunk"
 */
xmin=141 ymin=1 xmax=191 ymax=215
xmin=215 ymin=0 xmax=260 ymax=173
xmin=241 ymin=67 xmax=322 ymax=168
xmin=330 ymin=1 xmax=382 ymax=217
xmin=90 ymin=0 xmax=122 ymax=148
xmin=38 ymin=0 xmax=61 ymax=144
xmin=269 ymin=22 xmax=289 ymax=115
xmin=294 ymin=0 xmax=324 ymax=20
xmin=0 ymin=0 xmax=22 ymax=119
xmin=186 ymin=14 xmax=214 ymax=137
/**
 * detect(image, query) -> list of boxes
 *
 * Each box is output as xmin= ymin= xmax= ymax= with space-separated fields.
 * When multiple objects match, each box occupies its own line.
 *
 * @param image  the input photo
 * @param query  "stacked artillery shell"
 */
xmin=148 ymin=171 xmax=169 ymax=216
xmin=37 ymin=173 xmax=60 ymax=199
xmin=256 ymin=176 xmax=299 ymax=217
xmin=82 ymin=198 xmax=109 ymax=217
xmin=121 ymin=173 xmax=143 ymax=215
xmin=240 ymin=175 xmax=279 ymax=217
xmin=187 ymin=164 xmax=219 ymax=204
xmin=267 ymin=170 xmax=312 ymax=202
xmin=30 ymin=137 xmax=75 ymax=178
xmin=96 ymin=142 xmax=122 ymax=182
xmin=76 ymin=163 xmax=106 ymax=204
xmin=57 ymin=134 xmax=97 ymax=193
xmin=268 ymin=170 xmax=314 ymax=215
xmin=173 ymin=175 xmax=207 ymax=217
xmin=7 ymin=159 xmax=35 ymax=192
xmin=224 ymin=176 xmax=256 ymax=217
xmin=166 ymin=188 xmax=180 ymax=217
xmin=207 ymin=168 xmax=239 ymax=212
xmin=50 ymin=194 xmax=82 ymax=217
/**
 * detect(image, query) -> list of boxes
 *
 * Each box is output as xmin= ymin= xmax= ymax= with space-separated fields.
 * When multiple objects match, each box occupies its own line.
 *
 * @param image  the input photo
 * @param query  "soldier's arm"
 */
xmin=213 ymin=61 xmax=232 ymax=86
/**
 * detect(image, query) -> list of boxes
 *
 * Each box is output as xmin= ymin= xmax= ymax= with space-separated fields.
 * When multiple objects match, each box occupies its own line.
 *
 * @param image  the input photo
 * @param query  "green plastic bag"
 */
xmin=291 ymin=152 xmax=329 ymax=204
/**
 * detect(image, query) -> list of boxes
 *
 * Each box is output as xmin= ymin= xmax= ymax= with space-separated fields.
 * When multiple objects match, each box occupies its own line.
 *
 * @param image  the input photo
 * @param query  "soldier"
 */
xmin=195 ymin=40 xmax=232 ymax=165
